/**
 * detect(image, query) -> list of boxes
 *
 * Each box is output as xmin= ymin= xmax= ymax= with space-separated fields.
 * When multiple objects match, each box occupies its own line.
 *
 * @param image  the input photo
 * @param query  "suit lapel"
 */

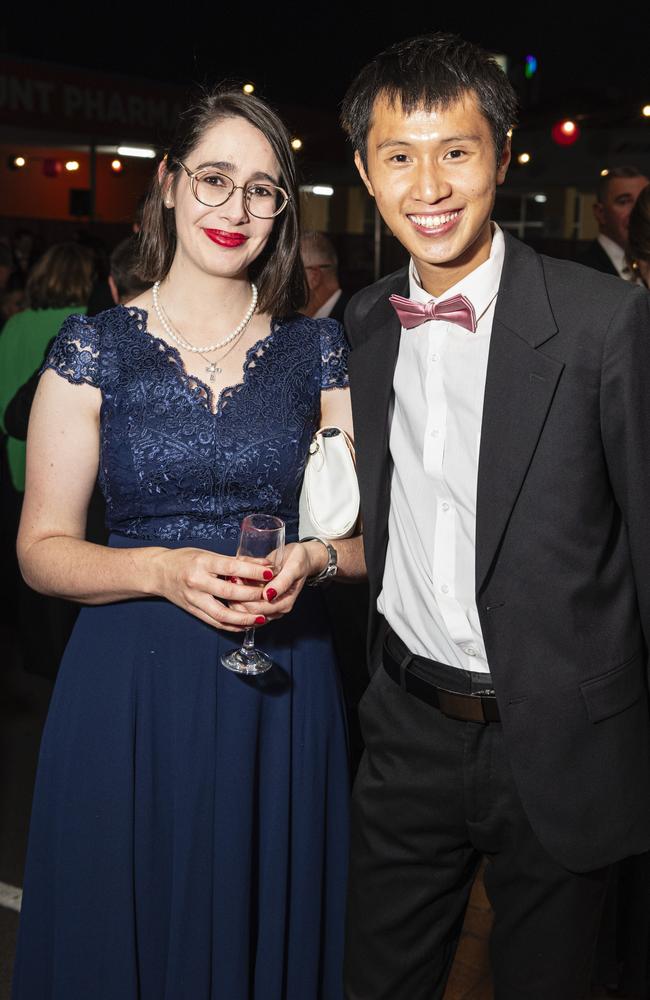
xmin=476 ymin=233 xmax=564 ymax=592
xmin=348 ymin=273 xmax=406 ymax=587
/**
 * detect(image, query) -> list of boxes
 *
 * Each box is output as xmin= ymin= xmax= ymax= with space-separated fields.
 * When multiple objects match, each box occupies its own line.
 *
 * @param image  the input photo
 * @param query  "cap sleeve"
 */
xmin=40 ymin=313 xmax=101 ymax=389
xmin=318 ymin=318 xmax=349 ymax=391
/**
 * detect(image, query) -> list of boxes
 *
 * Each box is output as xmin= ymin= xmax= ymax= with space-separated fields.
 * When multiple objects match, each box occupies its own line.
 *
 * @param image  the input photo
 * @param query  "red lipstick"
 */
xmin=203 ymin=229 xmax=248 ymax=248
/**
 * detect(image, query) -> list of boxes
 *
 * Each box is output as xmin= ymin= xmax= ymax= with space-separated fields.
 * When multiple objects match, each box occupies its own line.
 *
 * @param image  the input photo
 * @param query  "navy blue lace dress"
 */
xmin=12 ymin=305 xmax=350 ymax=1000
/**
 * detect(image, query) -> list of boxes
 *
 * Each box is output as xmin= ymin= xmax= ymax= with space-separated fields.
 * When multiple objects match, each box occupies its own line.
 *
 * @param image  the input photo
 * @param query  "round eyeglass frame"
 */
xmin=171 ymin=157 xmax=290 ymax=219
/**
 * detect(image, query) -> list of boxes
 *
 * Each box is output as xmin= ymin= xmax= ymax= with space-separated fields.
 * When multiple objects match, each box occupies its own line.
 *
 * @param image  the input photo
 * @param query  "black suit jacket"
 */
xmin=328 ymin=291 xmax=351 ymax=324
xmin=344 ymin=230 xmax=650 ymax=872
xmin=579 ymin=239 xmax=620 ymax=277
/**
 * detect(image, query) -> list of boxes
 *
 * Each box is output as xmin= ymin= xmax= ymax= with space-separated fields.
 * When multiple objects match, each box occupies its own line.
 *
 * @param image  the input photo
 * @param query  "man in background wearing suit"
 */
xmin=341 ymin=32 xmax=650 ymax=1000
xmin=300 ymin=231 xmax=350 ymax=322
xmin=580 ymin=165 xmax=648 ymax=279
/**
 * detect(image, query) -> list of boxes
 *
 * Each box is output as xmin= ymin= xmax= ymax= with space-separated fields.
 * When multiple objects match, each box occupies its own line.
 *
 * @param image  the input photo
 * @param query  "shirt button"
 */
xmin=431 ymin=353 xmax=440 ymax=362
xmin=441 ymin=501 xmax=450 ymax=511
xmin=441 ymin=584 xmax=450 ymax=594
xmin=431 ymin=429 xmax=439 ymax=438
xmin=465 ymin=647 xmax=477 ymax=657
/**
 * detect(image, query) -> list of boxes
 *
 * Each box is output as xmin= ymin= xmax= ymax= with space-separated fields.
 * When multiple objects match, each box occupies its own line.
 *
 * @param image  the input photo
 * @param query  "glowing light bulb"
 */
xmin=243 ymin=83 xmax=255 ymax=95
xmin=65 ymin=160 xmax=80 ymax=172
xmin=518 ymin=152 xmax=531 ymax=165
xmin=117 ymin=146 xmax=155 ymax=159
xmin=291 ymin=138 xmax=303 ymax=151
xmin=111 ymin=159 xmax=123 ymax=173
xmin=551 ymin=120 xmax=580 ymax=146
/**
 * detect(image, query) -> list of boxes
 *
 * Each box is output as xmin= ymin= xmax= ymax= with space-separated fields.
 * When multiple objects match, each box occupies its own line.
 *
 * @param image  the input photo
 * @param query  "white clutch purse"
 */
xmin=298 ymin=426 xmax=360 ymax=540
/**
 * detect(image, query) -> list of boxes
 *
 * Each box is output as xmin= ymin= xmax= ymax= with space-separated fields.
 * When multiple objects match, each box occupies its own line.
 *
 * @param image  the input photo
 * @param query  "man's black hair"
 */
xmin=341 ymin=32 xmax=519 ymax=168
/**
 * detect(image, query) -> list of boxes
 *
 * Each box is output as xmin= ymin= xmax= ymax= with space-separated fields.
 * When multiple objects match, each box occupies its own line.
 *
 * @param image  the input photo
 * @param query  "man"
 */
xmin=300 ymin=231 xmax=350 ymax=321
xmin=340 ymin=32 xmax=650 ymax=999
xmin=581 ymin=166 xmax=648 ymax=279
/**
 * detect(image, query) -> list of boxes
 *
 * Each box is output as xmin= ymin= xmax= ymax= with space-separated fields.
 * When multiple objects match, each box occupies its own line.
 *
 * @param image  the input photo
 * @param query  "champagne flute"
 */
xmin=221 ymin=514 xmax=285 ymax=675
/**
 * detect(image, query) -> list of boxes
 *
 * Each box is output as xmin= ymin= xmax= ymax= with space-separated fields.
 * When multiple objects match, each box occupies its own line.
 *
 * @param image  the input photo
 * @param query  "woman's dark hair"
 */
xmin=628 ymin=184 xmax=650 ymax=263
xmin=341 ymin=32 xmax=519 ymax=169
xmin=138 ymin=87 xmax=307 ymax=317
xmin=24 ymin=243 xmax=95 ymax=310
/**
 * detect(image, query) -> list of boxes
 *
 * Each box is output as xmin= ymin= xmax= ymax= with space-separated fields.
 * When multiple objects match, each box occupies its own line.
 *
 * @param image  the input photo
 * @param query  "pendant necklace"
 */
xmin=152 ymin=281 xmax=258 ymax=380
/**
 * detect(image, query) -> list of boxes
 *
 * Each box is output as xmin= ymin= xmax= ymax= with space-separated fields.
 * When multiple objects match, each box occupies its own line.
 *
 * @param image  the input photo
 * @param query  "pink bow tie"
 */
xmin=389 ymin=292 xmax=477 ymax=333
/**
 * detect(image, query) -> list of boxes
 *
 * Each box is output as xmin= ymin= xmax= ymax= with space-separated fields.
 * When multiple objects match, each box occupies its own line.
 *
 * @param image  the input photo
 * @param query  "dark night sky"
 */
xmin=2 ymin=10 xmax=649 ymax=120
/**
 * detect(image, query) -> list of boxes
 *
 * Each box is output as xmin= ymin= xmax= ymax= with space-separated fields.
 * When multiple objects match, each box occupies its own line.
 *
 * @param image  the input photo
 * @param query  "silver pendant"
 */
xmin=206 ymin=362 xmax=222 ymax=381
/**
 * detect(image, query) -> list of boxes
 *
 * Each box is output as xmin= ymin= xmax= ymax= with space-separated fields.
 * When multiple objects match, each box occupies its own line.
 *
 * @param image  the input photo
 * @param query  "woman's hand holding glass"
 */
xmin=152 ymin=547 xmax=276 ymax=633
xmin=228 ymin=540 xmax=328 ymax=622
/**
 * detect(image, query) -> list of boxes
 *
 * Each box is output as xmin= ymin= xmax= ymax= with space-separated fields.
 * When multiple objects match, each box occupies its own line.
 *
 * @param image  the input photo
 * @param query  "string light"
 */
xmin=517 ymin=152 xmax=531 ymax=164
xmin=291 ymin=138 xmax=303 ymax=151
xmin=65 ymin=160 xmax=80 ymax=172
xmin=551 ymin=120 xmax=580 ymax=145
xmin=242 ymin=83 xmax=255 ymax=95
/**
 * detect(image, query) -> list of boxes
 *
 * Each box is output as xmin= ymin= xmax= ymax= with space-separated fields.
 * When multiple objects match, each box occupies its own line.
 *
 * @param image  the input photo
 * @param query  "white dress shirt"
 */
xmin=597 ymin=234 xmax=639 ymax=283
xmin=313 ymin=289 xmax=342 ymax=319
xmin=377 ymin=224 xmax=505 ymax=674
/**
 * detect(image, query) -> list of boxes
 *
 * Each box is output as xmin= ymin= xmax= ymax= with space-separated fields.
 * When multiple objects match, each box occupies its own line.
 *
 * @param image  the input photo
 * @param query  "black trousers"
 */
xmin=344 ymin=644 xmax=611 ymax=1000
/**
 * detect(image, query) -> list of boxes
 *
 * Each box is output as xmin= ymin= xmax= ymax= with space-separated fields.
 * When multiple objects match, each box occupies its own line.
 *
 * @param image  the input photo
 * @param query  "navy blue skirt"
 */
xmin=13 ymin=535 xmax=350 ymax=999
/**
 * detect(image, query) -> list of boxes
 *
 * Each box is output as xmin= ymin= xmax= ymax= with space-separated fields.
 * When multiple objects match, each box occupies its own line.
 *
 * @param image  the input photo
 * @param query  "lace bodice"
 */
xmin=42 ymin=305 xmax=349 ymax=542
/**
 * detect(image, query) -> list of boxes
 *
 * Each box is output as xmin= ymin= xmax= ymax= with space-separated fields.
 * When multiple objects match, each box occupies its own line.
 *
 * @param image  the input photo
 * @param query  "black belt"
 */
xmin=382 ymin=633 xmax=501 ymax=724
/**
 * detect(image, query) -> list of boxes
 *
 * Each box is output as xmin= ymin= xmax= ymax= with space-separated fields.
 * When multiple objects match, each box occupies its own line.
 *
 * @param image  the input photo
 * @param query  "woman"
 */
xmin=0 ymin=243 xmax=94 ymax=658
xmin=0 ymin=242 xmax=94 ymax=493
xmin=13 ymin=89 xmax=363 ymax=999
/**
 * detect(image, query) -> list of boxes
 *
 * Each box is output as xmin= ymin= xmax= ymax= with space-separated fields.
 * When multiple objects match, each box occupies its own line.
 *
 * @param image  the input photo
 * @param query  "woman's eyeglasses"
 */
xmin=172 ymin=159 xmax=290 ymax=219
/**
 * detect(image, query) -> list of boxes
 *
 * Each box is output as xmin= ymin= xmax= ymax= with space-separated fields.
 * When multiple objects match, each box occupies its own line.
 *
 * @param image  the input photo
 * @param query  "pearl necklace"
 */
xmin=152 ymin=280 xmax=258 ymax=354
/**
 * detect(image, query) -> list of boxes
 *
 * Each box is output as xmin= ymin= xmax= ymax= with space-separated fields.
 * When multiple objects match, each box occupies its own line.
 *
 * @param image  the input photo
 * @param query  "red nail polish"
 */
xmin=255 ymin=615 xmax=266 ymax=625
xmin=266 ymin=588 xmax=277 ymax=601
xmin=263 ymin=569 xmax=274 ymax=581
